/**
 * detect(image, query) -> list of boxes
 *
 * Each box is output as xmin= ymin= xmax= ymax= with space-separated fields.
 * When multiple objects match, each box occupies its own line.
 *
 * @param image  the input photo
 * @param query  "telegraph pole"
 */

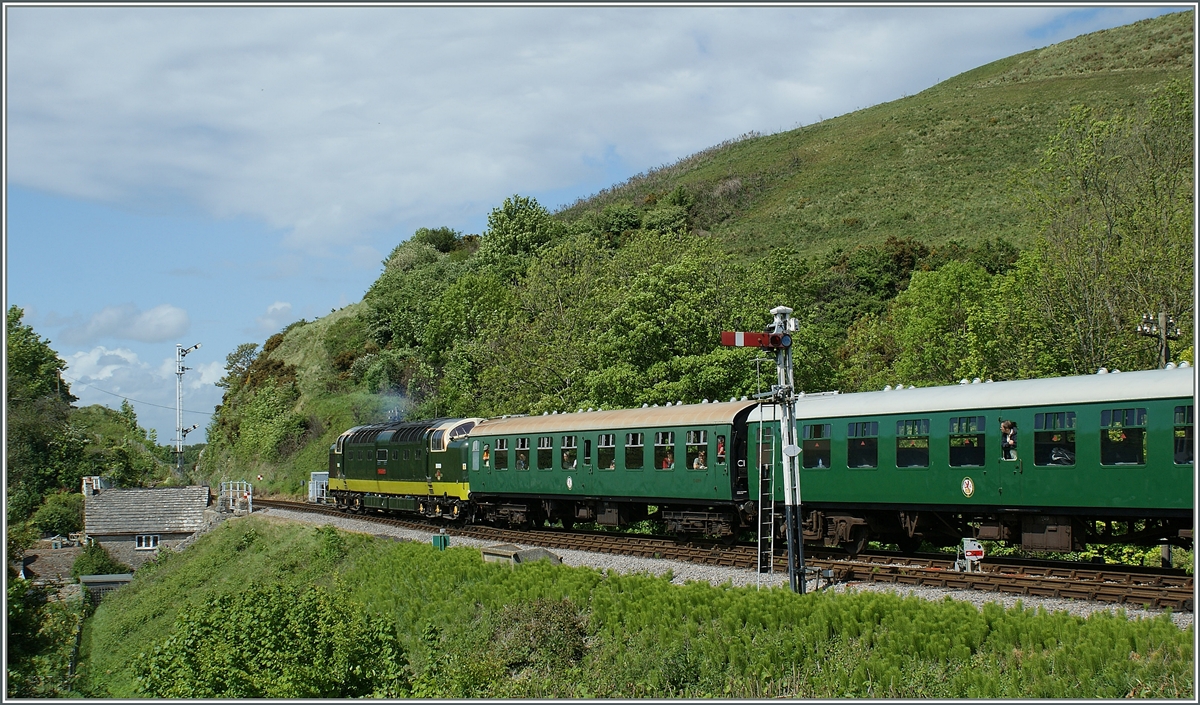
xmin=1135 ymin=312 xmax=1181 ymax=368
xmin=721 ymin=306 xmax=805 ymax=593
xmin=175 ymin=342 xmax=201 ymax=475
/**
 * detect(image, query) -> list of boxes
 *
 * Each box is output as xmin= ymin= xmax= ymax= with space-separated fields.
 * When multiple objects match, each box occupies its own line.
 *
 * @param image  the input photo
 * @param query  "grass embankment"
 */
xmin=80 ymin=516 xmax=1194 ymax=698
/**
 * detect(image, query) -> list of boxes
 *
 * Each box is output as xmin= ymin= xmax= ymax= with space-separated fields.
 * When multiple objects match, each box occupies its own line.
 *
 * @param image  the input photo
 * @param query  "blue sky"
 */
xmin=4 ymin=4 xmax=1187 ymax=444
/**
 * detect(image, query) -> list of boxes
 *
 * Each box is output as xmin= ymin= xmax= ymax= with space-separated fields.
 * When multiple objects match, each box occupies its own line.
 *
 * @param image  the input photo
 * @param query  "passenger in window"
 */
xmin=607 ymin=457 xmax=616 ymax=470
xmin=517 ymin=452 xmax=528 ymax=470
xmin=482 ymin=446 xmax=490 ymax=467
xmin=693 ymin=449 xmax=707 ymax=470
xmin=663 ymin=451 xmax=674 ymax=469
xmin=717 ymin=436 xmax=726 ymax=463
xmin=563 ymin=451 xmax=576 ymax=469
xmin=1001 ymin=420 xmax=1017 ymax=460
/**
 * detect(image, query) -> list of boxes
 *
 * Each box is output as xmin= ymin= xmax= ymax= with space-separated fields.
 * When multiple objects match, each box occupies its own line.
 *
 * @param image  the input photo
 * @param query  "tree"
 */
xmin=30 ymin=492 xmax=84 ymax=537
xmin=215 ymin=343 xmax=259 ymax=392
xmin=1022 ymin=82 xmax=1193 ymax=373
xmin=6 ymin=306 xmax=76 ymax=521
xmin=475 ymin=195 xmax=565 ymax=279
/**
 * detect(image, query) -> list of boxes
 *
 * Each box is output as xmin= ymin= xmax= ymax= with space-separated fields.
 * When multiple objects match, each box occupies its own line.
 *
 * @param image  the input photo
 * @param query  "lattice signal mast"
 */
xmin=721 ymin=306 xmax=805 ymax=593
xmin=175 ymin=342 xmax=201 ymax=474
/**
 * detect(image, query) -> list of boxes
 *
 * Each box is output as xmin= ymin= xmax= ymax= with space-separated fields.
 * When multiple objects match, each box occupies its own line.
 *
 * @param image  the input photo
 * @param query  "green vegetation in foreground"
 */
xmin=80 ymin=517 xmax=1193 ymax=698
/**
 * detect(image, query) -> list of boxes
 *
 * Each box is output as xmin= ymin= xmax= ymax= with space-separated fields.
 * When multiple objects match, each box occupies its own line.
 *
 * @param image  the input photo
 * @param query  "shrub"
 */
xmin=134 ymin=583 xmax=408 ymax=698
xmin=71 ymin=542 xmax=131 ymax=578
xmin=31 ymin=492 xmax=84 ymax=537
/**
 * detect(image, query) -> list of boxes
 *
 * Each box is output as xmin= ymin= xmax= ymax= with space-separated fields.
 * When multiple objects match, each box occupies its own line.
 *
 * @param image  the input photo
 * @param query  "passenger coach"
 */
xmin=466 ymin=400 xmax=759 ymax=535
xmin=747 ymin=365 xmax=1194 ymax=553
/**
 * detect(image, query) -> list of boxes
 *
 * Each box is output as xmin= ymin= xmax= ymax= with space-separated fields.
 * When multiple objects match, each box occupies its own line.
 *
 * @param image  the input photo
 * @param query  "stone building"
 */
xmin=83 ymin=486 xmax=212 ymax=570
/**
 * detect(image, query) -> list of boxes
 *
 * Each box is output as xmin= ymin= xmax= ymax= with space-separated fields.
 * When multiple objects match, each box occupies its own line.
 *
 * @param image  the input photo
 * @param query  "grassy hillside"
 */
xmin=558 ymin=11 xmax=1192 ymax=258
xmin=79 ymin=517 xmax=1194 ymax=698
xmin=194 ymin=12 xmax=1193 ymax=494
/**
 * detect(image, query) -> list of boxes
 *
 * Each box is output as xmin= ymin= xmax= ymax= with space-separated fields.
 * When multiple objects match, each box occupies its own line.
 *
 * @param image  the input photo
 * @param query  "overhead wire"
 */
xmin=59 ymin=373 xmax=215 ymax=417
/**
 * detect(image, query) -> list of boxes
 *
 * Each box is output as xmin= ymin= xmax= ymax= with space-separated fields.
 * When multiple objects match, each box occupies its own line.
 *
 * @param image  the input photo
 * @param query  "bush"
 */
xmin=71 ymin=542 xmax=131 ymax=578
xmin=134 ymin=583 xmax=408 ymax=698
xmin=31 ymin=492 xmax=84 ymax=537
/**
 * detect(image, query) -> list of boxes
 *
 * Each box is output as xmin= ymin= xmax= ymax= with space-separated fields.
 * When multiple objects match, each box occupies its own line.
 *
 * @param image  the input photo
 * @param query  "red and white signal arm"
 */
xmin=720 ymin=331 xmax=791 ymax=349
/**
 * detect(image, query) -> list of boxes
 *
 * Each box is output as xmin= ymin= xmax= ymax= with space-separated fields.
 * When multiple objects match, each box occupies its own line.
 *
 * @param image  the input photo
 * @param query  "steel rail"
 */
xmin=255 ymin=498 xmax=1194 ymax=611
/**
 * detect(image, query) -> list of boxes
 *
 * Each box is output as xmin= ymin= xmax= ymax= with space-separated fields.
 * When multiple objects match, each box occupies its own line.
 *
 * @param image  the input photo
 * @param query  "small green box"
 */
xmin=432 ymin=534 xmax=450 ymax=551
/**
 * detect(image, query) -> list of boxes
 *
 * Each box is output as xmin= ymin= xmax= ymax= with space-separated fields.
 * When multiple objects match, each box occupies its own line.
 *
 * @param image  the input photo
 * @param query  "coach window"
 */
xmin=1100 ymin=408 xmax=1146 ymax=465
xmin=1175 ymin=406 xmax=1193 ymax=465
xmin=480 ymin=443 xmax=490 ymax=469
xmin=494 ymin=439 xmax=509 ymax=470
xmin=1034 ymin=412 xmax=1076 ymax=466
xmin=896 ymin=419 xmax=930 ymax=468
xmin=598 ymin=434 xmax=616 ymax=470
xmin=537 ymin=436 xmax=554 ymax=470
xmin=802 ymin=424 xmax=831 ymax=469
xmin=561 ymin=436 xmax=578 ymax=469
xmin=584 ymin=439 xmax=592 ymax=466
xmin=949 ymin=416 xmax=985 ymax=467
xmin=625 ymin=432 xmax=645 ymax=470
xmin=716 ymin=435 xmax=727 ymax=465
xmin=515 ymin=438 xmax=530 ymax=470
xmin=847 ymin=422 xmax=879 ymax=468
xmin=654 ymin=431 xmax=675 ymax=470
xmin=686 ymin=430 xmax=708 ymax=470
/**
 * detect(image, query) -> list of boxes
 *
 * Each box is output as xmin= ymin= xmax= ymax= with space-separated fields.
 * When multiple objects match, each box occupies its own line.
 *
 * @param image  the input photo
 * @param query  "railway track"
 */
xmin=255 ymin=498 xmax=1195 ymax=612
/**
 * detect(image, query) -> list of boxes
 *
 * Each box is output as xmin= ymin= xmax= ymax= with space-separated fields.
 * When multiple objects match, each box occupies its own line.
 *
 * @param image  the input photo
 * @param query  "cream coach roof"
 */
xmin=473 ymin=400 xmax=759 ymax=436
xmin=746 ymin=366 xmax=1194 ymax=423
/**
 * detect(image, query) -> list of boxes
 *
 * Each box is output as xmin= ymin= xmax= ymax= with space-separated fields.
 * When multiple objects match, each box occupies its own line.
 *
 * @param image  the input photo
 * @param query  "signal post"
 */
xmin=721 ymin=306 xmax=806 ymax=593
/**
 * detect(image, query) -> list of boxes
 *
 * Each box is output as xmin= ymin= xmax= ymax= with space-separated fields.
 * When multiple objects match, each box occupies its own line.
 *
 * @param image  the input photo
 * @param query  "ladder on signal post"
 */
xmin=756 ymin=450 xmax=775 ymax=574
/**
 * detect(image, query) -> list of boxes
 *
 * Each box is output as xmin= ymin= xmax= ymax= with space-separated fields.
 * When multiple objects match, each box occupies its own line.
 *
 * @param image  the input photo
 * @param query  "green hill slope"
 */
xmin=195 ymin=12 xmax=1193 ymax=493
xmin=558 ymin=11 xmax=1192 ymax=258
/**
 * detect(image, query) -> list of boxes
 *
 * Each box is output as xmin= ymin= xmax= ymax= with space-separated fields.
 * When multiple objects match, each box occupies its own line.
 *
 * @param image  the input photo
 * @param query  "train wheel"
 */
xmin=846 ymin=528 xmax=869 ymax=558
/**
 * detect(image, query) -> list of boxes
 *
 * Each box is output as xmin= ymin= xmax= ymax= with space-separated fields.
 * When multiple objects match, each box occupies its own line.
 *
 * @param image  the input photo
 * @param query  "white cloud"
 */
xmin=66 ymin=346 xmax=148 ymax=382
xmin=57 ymin=303 xmax=190 ymax=345
xmin=255 ymin=301 xmax=294 ymax=333
xmin=6 ymin=6 xmax=1176 ymax=252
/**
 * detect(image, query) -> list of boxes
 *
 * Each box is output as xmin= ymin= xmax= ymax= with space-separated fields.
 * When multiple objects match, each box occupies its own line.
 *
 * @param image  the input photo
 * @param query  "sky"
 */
xmin=4 ymin=4 xmax=1189 ymax=445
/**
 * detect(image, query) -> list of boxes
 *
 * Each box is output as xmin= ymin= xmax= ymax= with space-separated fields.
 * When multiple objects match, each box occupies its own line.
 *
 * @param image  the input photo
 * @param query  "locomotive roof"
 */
xmin=342 ymin=418 xmax=459 ymax=445
xmin=471 ymin=399 xmax=759 ymax=436
xmin=746 ymin=366 xmax=1194 ymax=423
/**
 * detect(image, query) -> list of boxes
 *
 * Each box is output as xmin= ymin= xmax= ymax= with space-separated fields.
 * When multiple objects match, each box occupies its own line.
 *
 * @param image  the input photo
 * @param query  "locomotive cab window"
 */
xmin=377 ymin=449 xmax=388 ymax=462
xmin=896 ymin=419 xmax=930 ymax=468
xmin=949 ymin=416 xmax=985 ymax=467
xmin=494 ymin=439 xmax=509 ymax=470
xmin=561 ymin=436 xmax=577 ymax=469
xmin=1034 ymin=412 xmax=1076 ymax=466
xmin=654 ymin=431 xmax=675 ymax=470
xmin=598 ymin=434 xmax=616 ymax=470
xmin=686 ymin=430 xmax=708 ymax=470
xmin=1100 ymin=408 xmax=1146 ymax=466
xmin=1175 ymin=406 xmax=1193 ymax=465
xmin=625 ymin=433 xmax=644 ymax=470
xmin=847 ymin=422 xmax=879 ymax=468
xmin=431 ymin=430 xmax=447 ymax=453
xmin=515 ymin=438 xmax=530 ymax=470
xmin=802 ymin=424 xmax=831 ymax=469
xmin=537 ymin=436 xmax=554 ymax=470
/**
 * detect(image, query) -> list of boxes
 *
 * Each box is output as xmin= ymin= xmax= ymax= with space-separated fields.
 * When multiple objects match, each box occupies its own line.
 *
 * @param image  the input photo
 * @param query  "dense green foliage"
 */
xmin=134 ymin=583 xmax=408 ymax=697
xmin=30 ymin=492 xmax=84 ymax=537
xmin=5 ymin=578 xmax=85 ymax=698
xmin=81 ymin=518 xmax=1193 ymax=698
xmin=195 ymin=14 xmax=1193 ymax=495
xmin=71 ymin=541 xmax=132 ymax=579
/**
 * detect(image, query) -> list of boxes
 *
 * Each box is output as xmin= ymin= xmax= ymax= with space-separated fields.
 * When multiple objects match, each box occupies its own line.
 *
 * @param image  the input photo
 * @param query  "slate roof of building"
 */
xmin=85 ymin=486 xmax=210 ymax=536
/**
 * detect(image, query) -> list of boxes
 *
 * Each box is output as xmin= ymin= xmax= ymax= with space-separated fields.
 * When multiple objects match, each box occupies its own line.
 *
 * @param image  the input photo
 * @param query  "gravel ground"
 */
xmin=257 ymin=507 xmax=1194 ymax=631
